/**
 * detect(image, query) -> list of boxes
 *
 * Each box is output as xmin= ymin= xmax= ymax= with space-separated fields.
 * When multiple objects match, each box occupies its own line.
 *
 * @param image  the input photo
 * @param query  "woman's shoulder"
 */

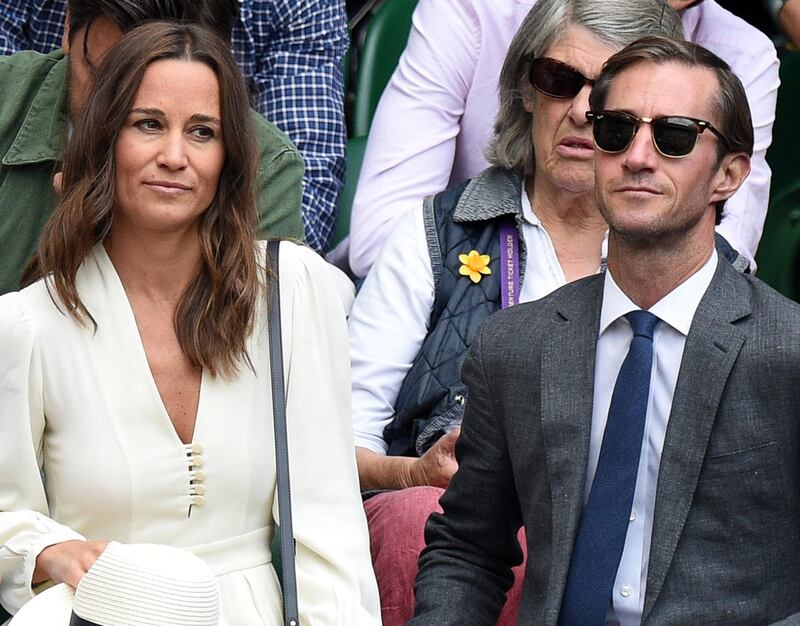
xmin=258 ymin=240 xmax=355 ymax=314
xmin=0 ymin=278 xmax=60 ymax=332
xmin=0 ymin=286 xmax=48 ymax=358
xmin=0 ymin=289 xmax=29 ymax=329
xmin=256 ymin=239 xmax=327 ymax=283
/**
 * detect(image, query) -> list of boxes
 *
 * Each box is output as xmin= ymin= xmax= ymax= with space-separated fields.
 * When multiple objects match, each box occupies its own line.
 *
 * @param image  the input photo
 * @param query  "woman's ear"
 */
xmin=521 ymin=82 xmax=536 ymax=113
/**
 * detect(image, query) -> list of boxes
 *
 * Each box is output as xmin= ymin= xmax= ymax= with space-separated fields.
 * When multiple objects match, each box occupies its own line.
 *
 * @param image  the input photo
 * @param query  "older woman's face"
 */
xmin=525 ymin=24 xmax=617 ymax=195
xmin=113 ymin=59 xmax=225 ymax=235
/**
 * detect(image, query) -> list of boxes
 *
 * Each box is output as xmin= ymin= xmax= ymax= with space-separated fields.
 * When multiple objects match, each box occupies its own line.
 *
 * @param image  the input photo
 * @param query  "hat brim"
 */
xmin=9 ymin=583 xmax=73 ymax=625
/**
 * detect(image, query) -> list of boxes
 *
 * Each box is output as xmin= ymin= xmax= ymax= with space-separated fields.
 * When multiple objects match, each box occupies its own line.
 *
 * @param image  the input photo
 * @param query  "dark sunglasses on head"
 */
xmin=585 ymin=110 xmax=731 ymax=158
xmin=529 ymin=57 xmax=594 ymax=99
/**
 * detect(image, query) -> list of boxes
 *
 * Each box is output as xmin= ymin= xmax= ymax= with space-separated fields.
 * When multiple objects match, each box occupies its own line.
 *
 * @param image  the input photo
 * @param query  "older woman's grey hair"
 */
xmin=487 ymin=0 xmax=684 ymax=173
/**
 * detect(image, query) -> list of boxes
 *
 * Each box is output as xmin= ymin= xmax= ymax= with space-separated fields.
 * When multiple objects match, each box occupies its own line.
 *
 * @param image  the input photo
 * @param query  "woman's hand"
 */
xmin=355 ymin=431 xmax=460 ymax=491
xmin=407 ymin=428 xmax=460 ymax=489
xmin=33 ymin=540 xmax=109 ymax=588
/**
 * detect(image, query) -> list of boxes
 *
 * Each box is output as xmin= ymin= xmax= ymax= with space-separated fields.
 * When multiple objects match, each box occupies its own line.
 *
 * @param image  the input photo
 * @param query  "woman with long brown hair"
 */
xmin=0 ymin=21 xmax=380 ymax=624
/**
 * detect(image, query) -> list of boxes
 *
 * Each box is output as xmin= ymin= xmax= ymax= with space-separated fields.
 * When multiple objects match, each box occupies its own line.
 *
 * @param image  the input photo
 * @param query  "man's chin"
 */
xmin=604 ymin=210 xmax=674 ymax=244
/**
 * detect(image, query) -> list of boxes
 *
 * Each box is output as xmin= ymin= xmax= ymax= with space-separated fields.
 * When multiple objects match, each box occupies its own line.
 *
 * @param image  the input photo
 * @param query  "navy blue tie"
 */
xmin=559 ymin=310 xmax=659 ymax=626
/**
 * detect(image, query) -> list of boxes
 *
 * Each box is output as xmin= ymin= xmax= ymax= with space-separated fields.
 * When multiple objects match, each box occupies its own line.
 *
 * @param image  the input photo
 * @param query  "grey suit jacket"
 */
xmin=409 ymin=258 xmax=800 ymax=625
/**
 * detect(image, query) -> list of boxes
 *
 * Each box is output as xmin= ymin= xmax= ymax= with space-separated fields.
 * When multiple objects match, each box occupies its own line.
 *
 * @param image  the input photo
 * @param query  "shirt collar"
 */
xmin=600 ymin=249 xmax=718 ymax=336
xmin=519 ymin=183 xmax=539 ymax=225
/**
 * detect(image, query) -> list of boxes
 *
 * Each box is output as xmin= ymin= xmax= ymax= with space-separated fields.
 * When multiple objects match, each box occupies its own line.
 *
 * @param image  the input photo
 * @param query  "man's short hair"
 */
xmin=590 ymin=36 xmax=754 ymax=161
xmin=67 ymin=0 xmax=238 ymax=43
xmin=589 ymin=35 xmax=754 ymax=223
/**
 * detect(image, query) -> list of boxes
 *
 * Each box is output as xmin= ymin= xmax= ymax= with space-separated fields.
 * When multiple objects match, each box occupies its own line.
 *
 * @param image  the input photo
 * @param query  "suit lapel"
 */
xmin=538 ymin=276 xmax=604 ymax=619
xmin=643 ymin=260 xmax=751 ymax=620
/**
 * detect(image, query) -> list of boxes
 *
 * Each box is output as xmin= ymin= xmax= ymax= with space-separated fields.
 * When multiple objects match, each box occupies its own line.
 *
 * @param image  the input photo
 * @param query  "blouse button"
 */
xmin=193 ymin=470 xmax=206 ymax=481
xmin=192 ymin=442 xmax=203 ymax=455
xmin=192 ymin=495 xmax=205 ymax=506
xmin=192 ymin=485 xmax=206 ymax=495
xmin=191 ymin=456 xmax=203 ymax=467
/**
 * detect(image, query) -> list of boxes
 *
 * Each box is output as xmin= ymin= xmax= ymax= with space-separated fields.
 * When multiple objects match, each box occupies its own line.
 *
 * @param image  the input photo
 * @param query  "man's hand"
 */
xmin=33 ymin=540 xmax=109 ymax=588
xmin=406 ymin=428 xmax=460 ymax=489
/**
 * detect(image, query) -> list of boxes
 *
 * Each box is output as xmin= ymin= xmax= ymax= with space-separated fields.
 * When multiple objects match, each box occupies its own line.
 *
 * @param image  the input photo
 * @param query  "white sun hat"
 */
xmin=9 ymin=541 xmax=219 ymax=626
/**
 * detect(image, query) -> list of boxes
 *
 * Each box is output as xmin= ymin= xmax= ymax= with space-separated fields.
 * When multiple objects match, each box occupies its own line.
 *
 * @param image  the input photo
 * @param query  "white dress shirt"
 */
xmin=349 ymin=188 xmax=606 ymax=453
xmin=591 ymin=251 xmax=718 ymax=625
xmin=349 ymin=0 xmax=777 ymax=276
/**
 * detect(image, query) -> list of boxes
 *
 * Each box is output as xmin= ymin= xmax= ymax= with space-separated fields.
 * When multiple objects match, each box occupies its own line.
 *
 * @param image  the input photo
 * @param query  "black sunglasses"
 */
xmin=585 ymin=110 xmax=731 ymax=158
xmin=529 ymin=57 xmax=594 ymax=99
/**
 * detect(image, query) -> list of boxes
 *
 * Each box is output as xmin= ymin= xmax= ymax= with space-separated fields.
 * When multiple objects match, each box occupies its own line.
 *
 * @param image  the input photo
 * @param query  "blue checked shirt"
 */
xmin=0 ymin=0 xmax=348 ymax=252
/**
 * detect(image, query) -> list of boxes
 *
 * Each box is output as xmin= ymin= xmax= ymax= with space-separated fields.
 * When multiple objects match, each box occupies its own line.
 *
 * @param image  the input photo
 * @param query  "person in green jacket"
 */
xmin=0 ymin=0 xmax=305 ymax=296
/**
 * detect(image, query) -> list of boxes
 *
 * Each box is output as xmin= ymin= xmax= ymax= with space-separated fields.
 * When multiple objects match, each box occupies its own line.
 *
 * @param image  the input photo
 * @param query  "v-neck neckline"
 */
xmin=92 ymin=243 xmax=206 ymax=448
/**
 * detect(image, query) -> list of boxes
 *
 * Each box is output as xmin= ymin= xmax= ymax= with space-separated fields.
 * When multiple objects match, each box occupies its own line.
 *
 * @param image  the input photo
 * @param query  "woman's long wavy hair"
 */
xmin=23 ymin=21 xmax=260 ymax=379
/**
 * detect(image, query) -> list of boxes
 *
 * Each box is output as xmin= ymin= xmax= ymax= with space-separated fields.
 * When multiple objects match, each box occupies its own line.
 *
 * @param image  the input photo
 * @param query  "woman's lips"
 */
xmin=144 ymin=180 xmax=191 ymax=194
xmin=556 ymin=136 xmax=595 ymax=159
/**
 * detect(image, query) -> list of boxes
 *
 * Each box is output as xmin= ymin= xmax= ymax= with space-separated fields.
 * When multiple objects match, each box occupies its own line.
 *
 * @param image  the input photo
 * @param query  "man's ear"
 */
xmin=62 ymin=9 xmax=71 ymax=53
xmin=709 ymin=152 xmax=751 ymax=206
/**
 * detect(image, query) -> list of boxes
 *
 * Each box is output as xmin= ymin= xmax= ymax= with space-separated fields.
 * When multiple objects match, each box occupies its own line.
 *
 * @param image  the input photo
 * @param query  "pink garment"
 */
xmin=349 ymin=0 xmax=534 ymax=277
xmin=364 ymin=486 xmax=527 ymax=625
xmin=349 ymin=0 xmax=778 ymax=277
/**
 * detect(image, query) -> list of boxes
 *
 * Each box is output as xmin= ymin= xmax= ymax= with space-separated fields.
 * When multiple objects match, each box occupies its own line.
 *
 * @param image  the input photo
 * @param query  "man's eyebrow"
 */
xmin=604 ymin=108 xmax=636 ymax=115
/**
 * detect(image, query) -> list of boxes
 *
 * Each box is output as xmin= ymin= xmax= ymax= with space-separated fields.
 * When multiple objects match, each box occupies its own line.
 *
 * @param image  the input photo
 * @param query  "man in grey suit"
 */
xmin=409 ymin=36 xmax=800 ymax=626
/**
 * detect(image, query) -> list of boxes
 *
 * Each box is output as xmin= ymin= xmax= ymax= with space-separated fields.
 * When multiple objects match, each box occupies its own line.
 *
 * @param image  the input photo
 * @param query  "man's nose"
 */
xmin=622 ymin=124 xmax=659 ymax=173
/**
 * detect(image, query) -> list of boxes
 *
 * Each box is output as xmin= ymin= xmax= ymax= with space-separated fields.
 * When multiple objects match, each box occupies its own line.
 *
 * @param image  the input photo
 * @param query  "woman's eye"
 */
xmin=135 ymin=119 xmax=161 ymax=131
xmin=192 ymin=126 xmax=216 ymax=140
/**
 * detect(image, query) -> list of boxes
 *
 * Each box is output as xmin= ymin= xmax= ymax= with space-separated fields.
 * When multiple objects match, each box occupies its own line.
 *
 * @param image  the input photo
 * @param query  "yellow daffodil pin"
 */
xmin=459 ymin=250 xmax=492 ymax=283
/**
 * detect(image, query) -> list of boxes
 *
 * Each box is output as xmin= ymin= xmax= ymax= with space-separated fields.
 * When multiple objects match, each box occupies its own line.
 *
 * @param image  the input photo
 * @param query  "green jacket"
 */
xmin=0 ymin=50 xmax=305 ymax=295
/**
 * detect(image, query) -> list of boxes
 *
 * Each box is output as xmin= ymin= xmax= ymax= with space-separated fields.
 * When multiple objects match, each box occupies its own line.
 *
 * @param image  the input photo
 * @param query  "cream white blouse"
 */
xmin=0 ymin=241 xmax=380 ymax=625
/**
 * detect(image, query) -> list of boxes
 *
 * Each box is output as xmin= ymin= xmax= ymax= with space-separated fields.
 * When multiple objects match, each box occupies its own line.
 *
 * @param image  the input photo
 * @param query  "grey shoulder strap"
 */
xmin=266 ymin=239 xmax=299 ymax=626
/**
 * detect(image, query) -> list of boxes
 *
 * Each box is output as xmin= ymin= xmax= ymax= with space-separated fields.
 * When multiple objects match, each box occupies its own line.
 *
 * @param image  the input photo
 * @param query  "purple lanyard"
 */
xmin=499 ymin=222 xmax=520 ymax=309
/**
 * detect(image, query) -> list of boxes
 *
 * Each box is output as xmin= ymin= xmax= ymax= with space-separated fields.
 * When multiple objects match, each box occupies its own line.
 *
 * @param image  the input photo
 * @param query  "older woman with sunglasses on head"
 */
xmin=347 ymin=1 xmax=691 ymax=624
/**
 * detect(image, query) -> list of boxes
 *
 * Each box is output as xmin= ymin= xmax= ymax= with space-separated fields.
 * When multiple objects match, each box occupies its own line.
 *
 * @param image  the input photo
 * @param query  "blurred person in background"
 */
xmin=767 ymin=0 xmax=800 ymax=47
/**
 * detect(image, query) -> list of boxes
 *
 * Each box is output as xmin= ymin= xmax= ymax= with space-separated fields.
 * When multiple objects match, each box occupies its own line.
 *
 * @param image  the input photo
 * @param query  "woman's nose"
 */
xmin=569 ymin=84 xmax=593 ymax=126
xmin=156 ymin=133 xmax=189 ymax=170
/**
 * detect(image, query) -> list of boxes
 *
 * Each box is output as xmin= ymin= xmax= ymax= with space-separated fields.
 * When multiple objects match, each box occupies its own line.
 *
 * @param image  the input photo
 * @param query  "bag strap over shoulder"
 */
xmin=265 ymin=239 xmax=299 ymax=626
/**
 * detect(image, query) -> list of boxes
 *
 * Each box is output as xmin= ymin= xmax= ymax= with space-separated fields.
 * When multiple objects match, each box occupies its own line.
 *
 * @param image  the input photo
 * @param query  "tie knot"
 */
xmin=625 ymin=310 xmax=659 ymax=340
